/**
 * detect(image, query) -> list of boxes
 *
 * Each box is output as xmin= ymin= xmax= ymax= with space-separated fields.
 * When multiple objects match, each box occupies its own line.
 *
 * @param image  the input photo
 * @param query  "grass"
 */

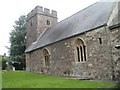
xmin=2 ymin=71 xmax=116 ymax=88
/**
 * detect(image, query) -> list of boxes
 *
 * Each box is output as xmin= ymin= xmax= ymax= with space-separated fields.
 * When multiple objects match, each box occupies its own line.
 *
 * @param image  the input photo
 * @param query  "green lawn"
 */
xmin=2 ymin=71 xmax=116 ymax=88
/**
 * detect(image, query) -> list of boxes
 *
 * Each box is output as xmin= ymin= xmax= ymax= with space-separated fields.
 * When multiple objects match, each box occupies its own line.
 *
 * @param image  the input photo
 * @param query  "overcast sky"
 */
xmin=0 ymin=0 xmax=117 ymax=56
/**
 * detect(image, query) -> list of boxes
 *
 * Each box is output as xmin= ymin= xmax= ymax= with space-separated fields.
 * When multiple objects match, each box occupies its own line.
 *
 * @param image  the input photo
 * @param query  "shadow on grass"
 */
xmin=115 ymin=81 xmax=120 ymax=88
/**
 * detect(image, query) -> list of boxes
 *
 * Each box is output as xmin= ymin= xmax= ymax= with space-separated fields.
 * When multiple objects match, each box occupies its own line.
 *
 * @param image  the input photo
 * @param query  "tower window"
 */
xmin=47 ymin=20 xmax=50 ymax=25
xmin=99 ymin=38 xmax=102 ymax=44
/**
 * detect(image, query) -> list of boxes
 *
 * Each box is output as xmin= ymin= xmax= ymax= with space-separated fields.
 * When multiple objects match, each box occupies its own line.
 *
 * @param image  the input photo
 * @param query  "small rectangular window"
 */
xmin=99 ymin=38 xmax=102 ymax=44
xmin=47 ymin=20 xmax=50 ymax=25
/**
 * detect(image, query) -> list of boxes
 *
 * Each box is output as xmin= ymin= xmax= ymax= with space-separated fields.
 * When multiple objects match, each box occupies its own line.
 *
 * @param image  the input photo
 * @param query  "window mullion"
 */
xmin=80 ymin=46 xmax=83 ymax=62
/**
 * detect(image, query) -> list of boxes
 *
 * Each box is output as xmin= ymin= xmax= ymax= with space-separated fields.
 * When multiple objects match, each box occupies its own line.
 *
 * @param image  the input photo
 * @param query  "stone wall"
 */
xmin=26 ymin=38 xmax=74 ymax=76
xmin=73 ymin=26 xmax=113 ymax=80
xmin=109 ymin=27 xmax=120 ymax=80
xmin=26 ymin=6 xmax=58 ymax=47
xmin=26 ymin=26 xmax=119 ymax=81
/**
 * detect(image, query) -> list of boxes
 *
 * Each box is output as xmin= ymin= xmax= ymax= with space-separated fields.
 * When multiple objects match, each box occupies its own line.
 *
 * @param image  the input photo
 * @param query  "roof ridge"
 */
xmin=105 ymin=1 xmax=118 ymax=25
xmin=36 ymin=28 xmax=48 ymax=42
xmin=57 ymin=2 xmax=98 ymax=24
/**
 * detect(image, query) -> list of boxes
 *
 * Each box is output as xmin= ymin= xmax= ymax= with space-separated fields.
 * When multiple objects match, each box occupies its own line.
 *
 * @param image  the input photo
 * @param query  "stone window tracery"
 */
xmin=76 ymin=39 xmax=86 ymax=62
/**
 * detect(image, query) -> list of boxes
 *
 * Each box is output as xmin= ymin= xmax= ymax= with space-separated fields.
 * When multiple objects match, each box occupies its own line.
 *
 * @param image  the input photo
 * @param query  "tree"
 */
xmin=9 ymin=15 xmax=26 ymax=70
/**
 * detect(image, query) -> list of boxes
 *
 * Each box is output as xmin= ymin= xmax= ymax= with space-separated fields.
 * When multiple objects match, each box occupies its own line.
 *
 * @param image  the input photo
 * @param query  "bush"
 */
xmin=1 ymin=56 xmax=8 ymax=70
xmin=2 ymin=60 xmax=7 ymax=70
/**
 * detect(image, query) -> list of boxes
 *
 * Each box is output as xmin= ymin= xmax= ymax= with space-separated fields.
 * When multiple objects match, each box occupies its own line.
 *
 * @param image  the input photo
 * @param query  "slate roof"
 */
xmin=25 ymin=1 xmax=116 ymax=52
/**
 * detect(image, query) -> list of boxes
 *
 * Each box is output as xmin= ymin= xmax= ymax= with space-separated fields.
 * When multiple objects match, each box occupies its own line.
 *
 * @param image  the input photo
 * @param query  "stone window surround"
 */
xmin=43 ymin=48 xmax=51 ymax=67
xmin=98 ymin=38 xmax=102 ymax=44
xmin=46 ymin=20 xmax=50 ymax=25
xmin=75 ymin=38 xmax=87 ymax=63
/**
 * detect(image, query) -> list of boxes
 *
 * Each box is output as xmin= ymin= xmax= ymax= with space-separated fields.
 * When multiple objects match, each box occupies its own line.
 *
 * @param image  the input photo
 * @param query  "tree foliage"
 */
xmin=9 ymin=15 xmax=26 ymax=69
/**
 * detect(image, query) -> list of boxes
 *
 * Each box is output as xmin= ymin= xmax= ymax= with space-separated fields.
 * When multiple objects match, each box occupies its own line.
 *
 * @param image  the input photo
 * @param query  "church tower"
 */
xmin=26 ymin=6 xmax=58 ymax=47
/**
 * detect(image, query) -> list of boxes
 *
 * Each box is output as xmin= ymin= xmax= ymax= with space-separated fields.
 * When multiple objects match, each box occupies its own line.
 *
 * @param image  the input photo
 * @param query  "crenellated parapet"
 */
xmin=27 ymin=6 xmax=57 ymax=21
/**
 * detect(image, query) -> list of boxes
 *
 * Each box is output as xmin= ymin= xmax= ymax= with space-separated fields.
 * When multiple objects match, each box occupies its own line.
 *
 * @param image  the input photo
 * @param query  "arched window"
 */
xmin=43 ymin=49 xmax=50 ymax=66
xmin=76 ymin=39 xmax=87 ymax=62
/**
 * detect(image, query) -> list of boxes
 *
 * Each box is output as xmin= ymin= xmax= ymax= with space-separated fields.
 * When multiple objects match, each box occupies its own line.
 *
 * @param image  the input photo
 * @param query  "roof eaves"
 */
xmin=26 ymin=24 xmax=107 ymax=53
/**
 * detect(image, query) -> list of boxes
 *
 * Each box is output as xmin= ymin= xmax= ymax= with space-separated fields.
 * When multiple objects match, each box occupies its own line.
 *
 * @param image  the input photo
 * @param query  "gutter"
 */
xmin=109 ymin=23 xmax=120 ymax=30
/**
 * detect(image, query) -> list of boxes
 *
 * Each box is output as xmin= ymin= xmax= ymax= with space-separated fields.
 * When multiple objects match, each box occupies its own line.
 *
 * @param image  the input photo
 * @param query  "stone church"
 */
xmin=25 ymin=1 xmax=120 ymax=81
